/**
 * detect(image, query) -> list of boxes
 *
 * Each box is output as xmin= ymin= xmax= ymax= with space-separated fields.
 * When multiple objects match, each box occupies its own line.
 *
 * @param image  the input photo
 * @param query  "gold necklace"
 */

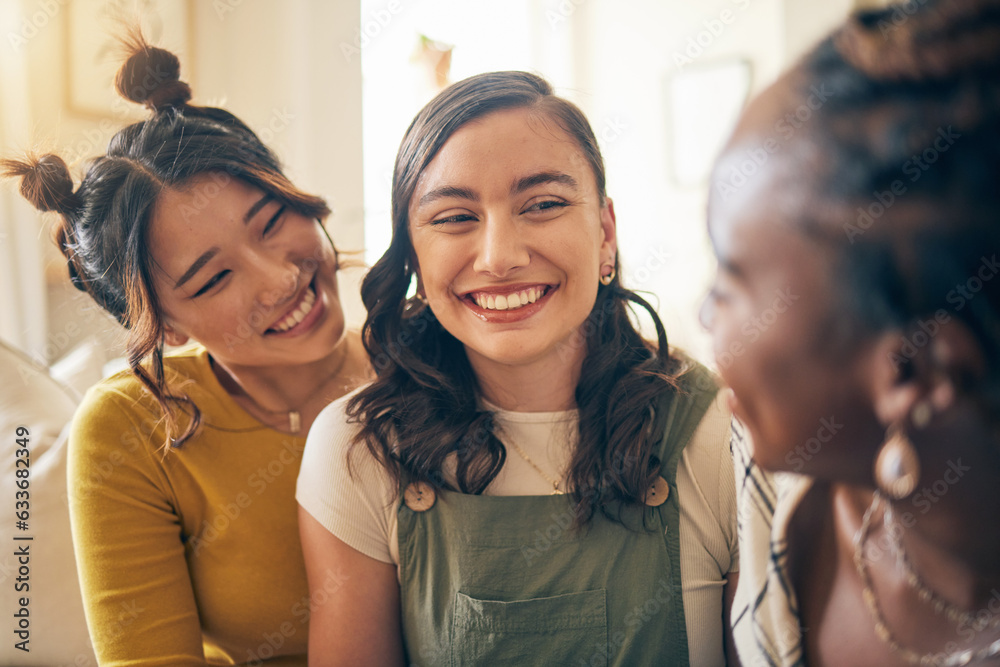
xmin=884 ymin=501 xmax=1000 ymax=633
xmin=854 ymin=492 xmax=1000 ymax=666
xmin=222 ymin=338 xmax=351 ymax=434
xmin=506 ymin=438 xmax=563 ymax=495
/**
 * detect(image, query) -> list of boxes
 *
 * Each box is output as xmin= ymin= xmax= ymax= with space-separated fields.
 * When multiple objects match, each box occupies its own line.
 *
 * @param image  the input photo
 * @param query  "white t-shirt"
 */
xmin=297 ymin=388 xmax=738 ymax=666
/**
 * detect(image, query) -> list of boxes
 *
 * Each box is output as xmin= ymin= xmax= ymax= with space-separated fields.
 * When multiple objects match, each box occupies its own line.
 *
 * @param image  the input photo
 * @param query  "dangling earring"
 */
xmin=599 ymin=263 xmax=616 ymax=286
xmin=874 ymin=423 xmax=921 ymax=500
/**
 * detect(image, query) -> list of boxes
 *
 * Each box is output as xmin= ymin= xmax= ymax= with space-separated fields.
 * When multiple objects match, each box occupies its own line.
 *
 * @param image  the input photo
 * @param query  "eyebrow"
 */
xmin=415 ymin=171 xmax=580 ymax=209
xmin=244 ymin=194 xmax=272 ymax=224
xmin=417 ymin=186 xmax=479 ymax=208
xmin=174 ymin=247 xmax=220 ymax=289
xmin=173 ymin=194 xmax=272 ymax=290
xmin=510 ymin=171 xmax=578 ymax=195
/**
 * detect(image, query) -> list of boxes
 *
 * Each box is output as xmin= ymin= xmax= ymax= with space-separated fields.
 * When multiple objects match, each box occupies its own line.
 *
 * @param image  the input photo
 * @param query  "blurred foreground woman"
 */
xmin=702 ymin=0 xmax=1000 ymax=664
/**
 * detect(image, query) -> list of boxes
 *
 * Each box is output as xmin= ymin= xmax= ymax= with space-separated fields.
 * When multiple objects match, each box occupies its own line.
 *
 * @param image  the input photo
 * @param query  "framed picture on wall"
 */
xmin=64 ymin=0 xmax=193 ymax=118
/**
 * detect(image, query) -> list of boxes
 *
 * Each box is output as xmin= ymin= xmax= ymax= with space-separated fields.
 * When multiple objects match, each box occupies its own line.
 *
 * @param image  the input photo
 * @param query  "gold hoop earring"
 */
xmin=874 ymin=423 xmax=921 ymax=500
xmin=599 ymin=265 xmax=616 ymax=286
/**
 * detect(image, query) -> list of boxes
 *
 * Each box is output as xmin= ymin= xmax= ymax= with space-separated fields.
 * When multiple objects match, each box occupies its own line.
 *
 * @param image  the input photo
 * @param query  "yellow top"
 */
xmin=69 ymin=345 xmax=311 ymax=666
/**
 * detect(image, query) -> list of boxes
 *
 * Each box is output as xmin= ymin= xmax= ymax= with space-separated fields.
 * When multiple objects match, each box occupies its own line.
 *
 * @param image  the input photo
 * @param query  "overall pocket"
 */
xmin=450 ymin=588 xmax=608 ymax=666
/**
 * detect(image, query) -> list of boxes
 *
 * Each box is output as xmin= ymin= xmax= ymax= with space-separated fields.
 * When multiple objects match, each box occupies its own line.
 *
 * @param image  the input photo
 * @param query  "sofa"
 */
xmin=0 ymin=337 xmax=114 ymax=666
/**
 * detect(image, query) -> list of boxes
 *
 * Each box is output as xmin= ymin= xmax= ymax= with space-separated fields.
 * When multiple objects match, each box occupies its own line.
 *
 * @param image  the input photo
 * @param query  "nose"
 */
xmin=473 ymin=214 xmax=529 ymax=278
xmin=253 ymin=251 xmax=301 ymax=310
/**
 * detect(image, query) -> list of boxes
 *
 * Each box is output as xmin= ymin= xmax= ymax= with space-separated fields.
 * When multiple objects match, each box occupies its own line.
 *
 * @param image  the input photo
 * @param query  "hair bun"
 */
xmin=115 ymin=33 xmax=192 ymax=111
xmin=0 ymin=154 xmax=80 ymax=214
xmin=837 ymin=0 xmax=1000 ymax=82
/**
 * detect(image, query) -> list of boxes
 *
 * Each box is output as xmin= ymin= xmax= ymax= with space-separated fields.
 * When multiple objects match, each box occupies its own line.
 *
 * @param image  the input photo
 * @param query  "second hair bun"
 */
xmin=114 ymin=41 xmax=192 ymax=111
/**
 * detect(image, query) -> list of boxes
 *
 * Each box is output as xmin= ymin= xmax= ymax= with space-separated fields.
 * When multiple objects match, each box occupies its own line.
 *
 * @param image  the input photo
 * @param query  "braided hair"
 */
xmin=2 ymin=30 xmax=330 ymax=449
xmin=790 ymin=0 xmax=1000 ymax=420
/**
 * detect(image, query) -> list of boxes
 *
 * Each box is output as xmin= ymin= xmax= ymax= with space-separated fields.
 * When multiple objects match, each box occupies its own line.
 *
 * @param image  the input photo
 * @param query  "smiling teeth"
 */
xmin=272 ymin=286 xmax=316 ymax=332
xmin=473 ymin=287 xmax=543 ymax=311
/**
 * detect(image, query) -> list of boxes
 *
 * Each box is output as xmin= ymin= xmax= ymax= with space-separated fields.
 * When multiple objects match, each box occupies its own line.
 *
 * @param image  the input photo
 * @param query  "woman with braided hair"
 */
xmin=2 ymin=33 xmax=369 ymax=665
xmin=702 ymin=0 xmax=1000 ymax=664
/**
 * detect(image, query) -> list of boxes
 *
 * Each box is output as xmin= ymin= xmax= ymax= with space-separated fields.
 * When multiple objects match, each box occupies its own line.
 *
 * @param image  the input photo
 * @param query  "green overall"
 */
xmin=397 ymin=367 xmax=718 ymax=666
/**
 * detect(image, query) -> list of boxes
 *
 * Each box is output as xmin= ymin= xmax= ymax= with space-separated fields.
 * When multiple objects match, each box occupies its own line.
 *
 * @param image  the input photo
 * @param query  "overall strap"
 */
xmin=651 ymin=358 xmax=719 ymax=666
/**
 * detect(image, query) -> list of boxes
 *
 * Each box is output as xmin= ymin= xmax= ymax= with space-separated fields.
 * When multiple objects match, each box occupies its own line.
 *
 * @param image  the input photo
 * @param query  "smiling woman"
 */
xmin=1 ymin=31 xmax=369 ymax=666
xmin=297 ymin=72 xmax=739 ymax=665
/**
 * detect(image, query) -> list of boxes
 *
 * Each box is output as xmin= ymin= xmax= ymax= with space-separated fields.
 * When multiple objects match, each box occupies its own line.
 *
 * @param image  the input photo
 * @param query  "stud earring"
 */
xmin=874 ymin=423 xmax=921 ymax=500
xmin=599 ymin=264 xmax=616 ymax=286
xmin=911 ymin=400 xmax=932 ymax=429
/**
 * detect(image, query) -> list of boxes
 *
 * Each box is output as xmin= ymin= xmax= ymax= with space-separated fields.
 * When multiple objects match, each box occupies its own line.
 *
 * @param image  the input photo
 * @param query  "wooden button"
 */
xmin=643 ymin=476 xmax=670 ymax=507
xmin=404 ymin=482 xmax=436 ymax=512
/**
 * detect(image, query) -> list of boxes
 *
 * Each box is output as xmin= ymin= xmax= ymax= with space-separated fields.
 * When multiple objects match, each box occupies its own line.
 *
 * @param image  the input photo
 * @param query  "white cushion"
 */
xmin=50 ymin=338 xmax=112 ymax=402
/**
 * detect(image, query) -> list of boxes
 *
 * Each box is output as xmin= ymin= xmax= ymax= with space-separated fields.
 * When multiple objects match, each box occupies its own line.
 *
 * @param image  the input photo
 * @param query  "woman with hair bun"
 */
xmin=297 ymin=71 xmax=740 ymax=665
xmin=704 ymin=0 xmax=1000 ymax=664
xmin=3 ymin=33 xmax=368 ymax=665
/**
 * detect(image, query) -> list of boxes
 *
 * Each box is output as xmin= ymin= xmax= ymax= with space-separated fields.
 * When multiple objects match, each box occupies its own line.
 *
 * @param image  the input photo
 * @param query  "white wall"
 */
xmin=573 ymin=0 xmax=853 ymax=363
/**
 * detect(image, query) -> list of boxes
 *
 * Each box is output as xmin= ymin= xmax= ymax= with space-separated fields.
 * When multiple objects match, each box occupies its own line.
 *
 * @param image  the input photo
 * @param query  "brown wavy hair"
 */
xmin=2 ymin=30 xmax=330 ymax=450
xmin=348 ymin=71 xmax=687 ymax=524
xmin=785 ymin=0 xmax=1000 ymax=420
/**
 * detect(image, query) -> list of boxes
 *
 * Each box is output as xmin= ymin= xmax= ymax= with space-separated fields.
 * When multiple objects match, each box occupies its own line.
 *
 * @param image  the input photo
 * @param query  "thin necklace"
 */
xmin=853 ymin=492 xmax=1000 ymax=666
xmin=223 ymin=339 xmax=350 ymax=434
xmin=506 ymin=438 xmax=563 ymax=495
xmin=884 ymin=502 xmax=1000 ymax=633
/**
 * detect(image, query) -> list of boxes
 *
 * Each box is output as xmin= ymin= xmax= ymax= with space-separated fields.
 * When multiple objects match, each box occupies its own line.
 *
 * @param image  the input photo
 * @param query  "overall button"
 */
xmin=643 ymin=476 xmax=670 ymax=507
xmin=404 ymin=482 xmax=436 ymax=511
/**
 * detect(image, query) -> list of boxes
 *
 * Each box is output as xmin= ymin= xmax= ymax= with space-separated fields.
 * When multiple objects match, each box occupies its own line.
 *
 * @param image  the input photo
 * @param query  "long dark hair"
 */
xmin=348 ymin=71 xmax=685 ymax=524
xmin=787 ymin=0 xmax=1000 ymax=418
xmin=2 ymin=31 xmax=330 ymax=450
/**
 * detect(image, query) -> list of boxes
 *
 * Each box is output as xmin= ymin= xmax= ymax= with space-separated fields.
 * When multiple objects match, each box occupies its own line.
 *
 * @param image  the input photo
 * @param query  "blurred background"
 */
xmin=0 ymin=0 xmax=875 ymax=373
